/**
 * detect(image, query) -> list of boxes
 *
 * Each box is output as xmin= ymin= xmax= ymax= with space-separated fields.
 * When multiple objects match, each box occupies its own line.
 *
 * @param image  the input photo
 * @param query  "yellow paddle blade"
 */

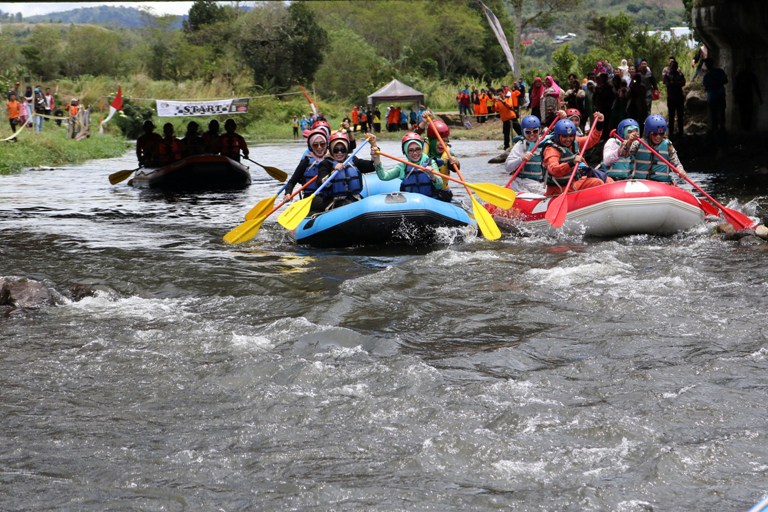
xmin=467 ymin=183 xmax=516 ymax=210
xmin=263 ymin=166 xmax=288 ymax=182
xmin=223 ymin=216 xmax=266 ymax=244
xmin=108 ymin=168 xmax=137 ymax=185
xmin=277 ymin=194 xmax=314 ymax=230
xmin=470 ymin=195 xmax=501 ymax=241
xmin=245 ymin=195 xmax=277 ymax=220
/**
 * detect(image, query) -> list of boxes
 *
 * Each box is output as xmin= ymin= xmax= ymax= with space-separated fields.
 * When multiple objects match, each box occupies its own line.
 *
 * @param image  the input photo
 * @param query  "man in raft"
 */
xmin=617 ymin=114 xmax=687 ymax=182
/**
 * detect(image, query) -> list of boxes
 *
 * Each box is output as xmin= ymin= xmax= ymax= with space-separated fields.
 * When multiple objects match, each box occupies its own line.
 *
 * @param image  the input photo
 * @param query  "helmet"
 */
xmin=554 ymin=119 xmax=578 ymax=136
xmin=643 ymin=114 xmax=667 ymax=137
xmin=616 ymin=118 xmax=639 ymax=139
xmin=401 ymin=132 xmax=424 ymax=155
xmin=426 ymin=118 xmax=450 ymax=139
xmin=329 ymin=130 xmax=349 ymax=153
xmin=520 ymin=115 xmax=541 ymax=131
xmin=224 ymin=119 xmax=237 ymax=130
xmin=186 ymin=121 xmax=199 ymax=133
xmin=306 ymin=128 xmax=328 ymax=153
xmin=208 ymin=119 xmax=220 ymax=131
xmin=565 ymin=108 xmax=581 ymax=120
xmin=142 ymin=119 xmax=155 ymax=130
xmin=312 ymin=119 xmax=331 ymax=138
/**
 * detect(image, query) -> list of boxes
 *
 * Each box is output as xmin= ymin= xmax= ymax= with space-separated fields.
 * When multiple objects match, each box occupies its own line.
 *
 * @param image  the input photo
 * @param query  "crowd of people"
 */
xmin=4 ymin=81 xmax=87 ymax=140
xmin=135 ymin=118 xmax=249 ymax=168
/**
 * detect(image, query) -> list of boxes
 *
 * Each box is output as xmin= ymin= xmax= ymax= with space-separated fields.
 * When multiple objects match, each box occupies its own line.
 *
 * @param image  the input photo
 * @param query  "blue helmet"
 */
xmin=521 ymin=115 xmax=541 ymax=130
xmin=643 ymin=114 xmax=667 ymax=137
xmin=616 ymin=118 xmax=640 ymax=139
xmin=554 ymin=119 xmax=577 ymax=136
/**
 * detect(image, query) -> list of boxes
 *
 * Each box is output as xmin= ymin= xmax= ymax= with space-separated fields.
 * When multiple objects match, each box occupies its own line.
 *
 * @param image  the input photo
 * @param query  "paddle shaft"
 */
xmin=266 ymin=176 xmax=317 ymax=217
xmin=376 ymin=150 xmax=468 ymax=187
xmin=505 ymin=116 xmax=559 ymax=187
xmin=544 ymin=136 xmax=590 ymax=228
xmin=425 ymin=115 xmax=472 ymax=196
xmin=613 ymin=131 xmax=755 ymax=229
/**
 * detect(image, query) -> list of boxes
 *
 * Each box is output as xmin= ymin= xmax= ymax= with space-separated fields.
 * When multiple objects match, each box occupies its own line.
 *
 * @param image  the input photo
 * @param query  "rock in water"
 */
xmin=488 ymin=152 xmax=509 ymax=164
xmin=0 ymin=277 xmax=56 ymax=309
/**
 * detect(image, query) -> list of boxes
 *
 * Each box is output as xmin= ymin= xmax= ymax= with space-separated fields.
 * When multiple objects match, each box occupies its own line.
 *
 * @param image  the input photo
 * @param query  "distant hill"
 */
xmin=23 ymin=5 xmax=184 ymax=29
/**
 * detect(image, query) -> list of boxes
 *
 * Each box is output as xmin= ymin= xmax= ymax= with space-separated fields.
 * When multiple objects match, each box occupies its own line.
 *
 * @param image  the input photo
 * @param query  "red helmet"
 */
xmin=401 ymin=132 xmax=424 ymax=155
xmin=329 ymin=130 xmax=349 ymax=153
xmin=565 ymin=108 xmax=581 ymax=120
xmin=312 ymin=119 xmax=331 ymax=138
xmin=426 ymin=118 xmax=450 ymax=139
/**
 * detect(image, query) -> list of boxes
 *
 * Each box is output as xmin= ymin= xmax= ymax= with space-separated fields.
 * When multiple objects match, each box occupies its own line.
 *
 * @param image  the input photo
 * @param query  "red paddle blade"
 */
xmin=698 ymin=198 xmax=720 ymax=217
xmin=722 ymin=207 xmax=757 ymax=230
xmin=545 ymin=193 xmax=569 ymax=228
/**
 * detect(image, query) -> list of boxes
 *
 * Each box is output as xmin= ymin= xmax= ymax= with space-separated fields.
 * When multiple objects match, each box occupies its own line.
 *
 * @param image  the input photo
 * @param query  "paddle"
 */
xmin=244 ymin=183 xmax=288 ymax=221
xmin=277 ymin=137 xmax=371 ymax=231
xmin=223 ymin=177 xmax=317 ymax=244
xmin=505 ymin=115 xmax=559 ymax=187
xmin=544 ymin=137 xmax=590 ymax=228
xmin=613 ymin=131 xmax=756 ymax=230
xmin=243 ymin=155 xmax=288 ymax=182
xmin=424 ymin=114 xmax=501 ymax=241
xmin=108 ymin=166 xmax=141 ymax=185
xmin=376 ymin=150 xmax=516 ymax=210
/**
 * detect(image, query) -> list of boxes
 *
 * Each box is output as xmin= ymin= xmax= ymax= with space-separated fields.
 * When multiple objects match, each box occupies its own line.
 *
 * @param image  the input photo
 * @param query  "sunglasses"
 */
xmin=524 ymin=129 xmax=540 ymax=135
xmin=332 ymin=146 xmax=347 ymax=154
xmin=311 ymin=142 xmax=326 ymax=148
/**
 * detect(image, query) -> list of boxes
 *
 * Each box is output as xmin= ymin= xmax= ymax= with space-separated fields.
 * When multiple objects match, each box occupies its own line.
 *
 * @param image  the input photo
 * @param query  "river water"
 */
xmin=2 ymin=139 xmax=768 ymax=511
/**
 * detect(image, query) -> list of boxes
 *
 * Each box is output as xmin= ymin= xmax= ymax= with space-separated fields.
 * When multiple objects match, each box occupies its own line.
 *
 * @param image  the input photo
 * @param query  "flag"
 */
xmin=99 ymin=85 xmax=122 ymax=134
xmin=298 ymin=84 xmax=318 ymax=117
xmin=479 ymin=1 xmax=516 ymax=76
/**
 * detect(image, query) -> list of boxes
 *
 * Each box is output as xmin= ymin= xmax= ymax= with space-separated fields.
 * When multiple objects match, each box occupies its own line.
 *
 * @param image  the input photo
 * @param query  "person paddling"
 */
xmin=542 ymin=112 xmax=607 ymax=196
xmin=220 ymin=119 xmax=248 ymax=162
xmin=136 ymin=120 xmax=162 ymax=167
xmin=423 ymin=118 xmax=457 ymax=201
xmin=375 ymin=132 xmax=444 ymax=200
xmin=618 ymin=114 xmax=686 ymax=183
xmin=505 ymin=115 xmax=550 ymax=194
xmin=285 ymin=127 xmax=330 ymax=212
xmin=315 ymin=130 xmax=377 ymax=211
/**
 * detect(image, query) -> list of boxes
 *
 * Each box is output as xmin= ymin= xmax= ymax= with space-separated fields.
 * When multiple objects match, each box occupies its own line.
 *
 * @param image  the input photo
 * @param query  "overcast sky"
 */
xmin=0 ymin=2 xmax=197 ymax=17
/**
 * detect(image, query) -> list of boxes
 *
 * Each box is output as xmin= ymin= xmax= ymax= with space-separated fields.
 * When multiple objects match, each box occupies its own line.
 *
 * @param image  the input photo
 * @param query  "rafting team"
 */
xmin=134 ymin=100 xmax=686 ymax=215
xmin=136 ymin=118 xmax=249 ymax=168
xmin=284 ymin=115 xmax=458 ymax=213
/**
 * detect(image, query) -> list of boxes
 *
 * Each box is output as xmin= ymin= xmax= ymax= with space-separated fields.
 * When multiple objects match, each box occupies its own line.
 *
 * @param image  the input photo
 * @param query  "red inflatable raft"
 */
xmin=486 ymin=179 xmax=709 ymax=237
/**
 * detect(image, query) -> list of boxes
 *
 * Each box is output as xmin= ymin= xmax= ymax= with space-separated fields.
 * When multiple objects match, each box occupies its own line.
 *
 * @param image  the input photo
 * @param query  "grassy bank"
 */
xmin=0 ymin=124 xmax=130 ymax=174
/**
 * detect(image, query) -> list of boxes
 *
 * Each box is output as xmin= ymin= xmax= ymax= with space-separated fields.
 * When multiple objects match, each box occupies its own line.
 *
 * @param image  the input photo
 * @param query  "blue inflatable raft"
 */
xmin=289 ymin=174 xmax=477 ymax=248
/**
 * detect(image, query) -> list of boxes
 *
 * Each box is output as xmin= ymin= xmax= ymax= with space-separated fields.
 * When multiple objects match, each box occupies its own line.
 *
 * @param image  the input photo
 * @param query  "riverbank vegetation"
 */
xmin=0 ymin=128 xmax=129 ymax=174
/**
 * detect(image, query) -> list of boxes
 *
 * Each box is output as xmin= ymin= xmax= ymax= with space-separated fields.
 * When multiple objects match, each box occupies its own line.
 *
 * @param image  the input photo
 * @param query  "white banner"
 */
xmin=155 ymin=98 xmax=250 ymax=117
xmin=479 ymin=1 xmax=516 ymax=76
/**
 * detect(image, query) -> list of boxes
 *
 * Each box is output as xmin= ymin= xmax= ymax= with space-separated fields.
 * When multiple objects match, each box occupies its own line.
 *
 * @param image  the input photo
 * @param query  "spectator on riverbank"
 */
xmin=5 ymin=92 xmax=22 ymax=140
xmin=734 ymin=65 xmax=763 ymax=131
xmin=663 ymin=58 xmax=686 ymax=139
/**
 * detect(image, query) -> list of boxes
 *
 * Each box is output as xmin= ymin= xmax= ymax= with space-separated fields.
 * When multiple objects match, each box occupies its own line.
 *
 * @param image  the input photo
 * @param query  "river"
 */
xmin=2 ymin=139 xmax=768 ymax=511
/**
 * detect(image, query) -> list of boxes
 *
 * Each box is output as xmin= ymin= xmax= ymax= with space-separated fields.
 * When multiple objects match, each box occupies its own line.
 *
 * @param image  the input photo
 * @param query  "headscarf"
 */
xmin=530 ymin=77 xmax=543 ymax=108
xmin=543 ymin=75 xmax=561 ymax=97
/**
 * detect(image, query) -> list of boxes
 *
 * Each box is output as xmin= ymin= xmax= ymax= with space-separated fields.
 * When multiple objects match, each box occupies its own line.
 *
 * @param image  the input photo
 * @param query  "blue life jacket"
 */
xmin=322 ymin=161 xmax=363 ymax=199
xmin=519 ymin=137 xmax=548 ymax=182
xmin=606 ymin=137 xmax=634 ymax=180
xmin=301 ymin=155 xmax=323 ymax=196
xmin=401 ymin=165 xmax=439 ymax=198
xmin=633 ymin=139 xmax=672 ymax=182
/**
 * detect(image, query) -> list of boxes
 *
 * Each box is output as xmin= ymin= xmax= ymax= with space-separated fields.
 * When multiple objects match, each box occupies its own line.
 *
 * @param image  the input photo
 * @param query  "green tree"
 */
xmin=63 ymin=26 xmax=123 ymax=77
xmin=183 ymin=0 xmax=228 ymax=33
xmin=236 ymin=2 xmax=327 ymax=91
xmin=315 ymin=27 xmax=390 ymax=101
xmin=551 ymin=43 xmax=577 ymax=81
xmin=21 ymin=26 xmax=65 ymax=79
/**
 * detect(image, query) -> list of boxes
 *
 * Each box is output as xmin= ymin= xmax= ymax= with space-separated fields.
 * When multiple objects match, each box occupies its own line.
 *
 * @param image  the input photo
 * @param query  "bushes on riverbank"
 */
xmin=0 ymin=127 xmax=129 ymax=174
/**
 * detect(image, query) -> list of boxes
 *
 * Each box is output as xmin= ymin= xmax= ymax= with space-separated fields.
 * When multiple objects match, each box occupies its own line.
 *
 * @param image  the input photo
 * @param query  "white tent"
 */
xmin=367 ymin=79 xmax=425 ymax=108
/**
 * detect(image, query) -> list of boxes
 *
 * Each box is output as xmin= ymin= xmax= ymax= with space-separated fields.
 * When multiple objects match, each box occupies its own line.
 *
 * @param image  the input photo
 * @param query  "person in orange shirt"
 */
xmin=494 ymin=87 xmax=522 ymax=150
xmin=542 ymin=112 xmax=608 ymax=196
xmin=6 ymin=92 xmax=22 ymax=139
xmin=477 ymin=88 xmax=489 ymax=123
xmin=350 ymin=106 xmax=359 ymax=132
xmin=68 ymin=98 xmax=81 ymax=139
